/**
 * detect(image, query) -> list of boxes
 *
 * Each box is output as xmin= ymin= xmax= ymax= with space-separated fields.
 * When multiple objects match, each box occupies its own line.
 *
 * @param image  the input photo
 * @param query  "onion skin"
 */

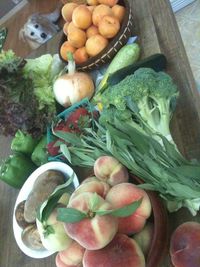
xmin=53 ymin=72 xmax=95 ymax=107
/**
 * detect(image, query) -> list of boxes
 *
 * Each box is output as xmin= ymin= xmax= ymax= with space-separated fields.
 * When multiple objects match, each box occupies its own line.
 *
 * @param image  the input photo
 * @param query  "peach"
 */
xmin=98 ymin=0 xmax=119 ymax=7
xmin=81 ymin=176 xmax=100 ymax=184
xmin=70 ymin=180 xmax=110 ymax=200
xmin=56 ymin=253 xmax=68 ymax=267
xmin=92 ymin=4 xmax=113 ymax=26
xmin=94 ymin=156 xmax=129 ymax=186
xmin=85 ymin=34 xmax=108 ymax=57
xmin=64 ymin=192 xmax=118 ymax=250
xmin=98 ymin=15 xmax=120 ymax=39
xmin=59 ymin=241 xmax=85 ymax=266
xmin=112 ymin=4 xmax=126 ymax=23
xmin=61 ymin=3 xmax=78 ymax=22
xmin=170 ymin=221 xmax=200 ymax=267
xmin=106 ymin=183 xmax=152 ymax=234
xmin=68 ymin=27 xmax=87 ymax=48
xmin=133 ymin=222 xmax=154 ymax=257
xmin=83 ymin=234 xmax=145 ymax=267
xmin=72 ymin=5 xmax=92 ymax=30
xmin=60 ymin=41 xmax=76 ymax=61
xmin=87 ymin=0 xmax=99 ymax=5
xmin=74 ymin=47 xmax=89 ymax=64
xmin=86 ymin=25 xmax=99 ymax=38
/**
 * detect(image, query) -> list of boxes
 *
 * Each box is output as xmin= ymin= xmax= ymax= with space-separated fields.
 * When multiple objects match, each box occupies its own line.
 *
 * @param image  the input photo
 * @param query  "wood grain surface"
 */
xmin=0 ymin=1 xmax=200 ymax=267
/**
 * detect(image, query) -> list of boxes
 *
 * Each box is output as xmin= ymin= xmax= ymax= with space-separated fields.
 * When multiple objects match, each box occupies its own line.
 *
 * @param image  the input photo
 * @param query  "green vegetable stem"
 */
xmin=0 ymin=153 xmax=36 ymax=188
xmin=31 ymin=136 xmax=48 ymax=166
xmin=11 ymin=130 xmax=40 ymax=155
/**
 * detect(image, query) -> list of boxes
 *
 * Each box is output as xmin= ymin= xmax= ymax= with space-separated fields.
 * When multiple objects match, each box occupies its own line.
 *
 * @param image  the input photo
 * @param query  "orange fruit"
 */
xmin=98 ymin=0 xmax=118 ymax=7
xmin=61 ymin=3 xmax=78 ymax=22
xmin=68 ymin=27 xmax=87 ymax=48
xmin=92 ymin=4 xmax=113 ymax=26
xmin=87 ymin=0 xmax=99 ymax=5
xmin=74 ymin=47 xmax=89 ymax=64
xmin=72 ymin=5 xmax=92 ymax=30
xmin=85 ymin=34 xmax=108 ymax=57
xmin=86 ymin=25 xmax=99 ymax=38
xmin=112 ymin=4 xmax=126 ymax=23
xmin=63 ymin=22 xmax=69 ymax=35
xmin=60 ymin=41 xmax=76 ymax=61
xmin=98 ymin=15 xmax=120 ymax=38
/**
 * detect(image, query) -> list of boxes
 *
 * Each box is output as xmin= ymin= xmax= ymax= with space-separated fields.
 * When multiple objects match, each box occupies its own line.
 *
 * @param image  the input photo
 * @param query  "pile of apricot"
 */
xmin=60 ymin=0 xmax=126 ymax=64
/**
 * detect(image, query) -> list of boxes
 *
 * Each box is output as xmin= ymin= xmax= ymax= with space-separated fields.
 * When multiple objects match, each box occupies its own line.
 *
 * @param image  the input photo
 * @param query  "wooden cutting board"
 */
xmin=0 ymin=1 xmax=200 ymax=267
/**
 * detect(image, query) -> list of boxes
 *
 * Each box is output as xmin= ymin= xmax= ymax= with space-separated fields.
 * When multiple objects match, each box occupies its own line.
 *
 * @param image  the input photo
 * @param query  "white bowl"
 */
xmin=13 ymin=161 xmax=79 ymax=259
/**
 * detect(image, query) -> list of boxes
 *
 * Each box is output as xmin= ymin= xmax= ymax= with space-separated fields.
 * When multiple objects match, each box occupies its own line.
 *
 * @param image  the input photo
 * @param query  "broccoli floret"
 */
xmin=100 ymin=67 xmax=179 ymax=143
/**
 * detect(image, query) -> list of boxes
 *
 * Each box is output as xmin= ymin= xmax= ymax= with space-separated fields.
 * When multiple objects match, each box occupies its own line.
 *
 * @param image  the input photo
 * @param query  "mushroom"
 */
xmin=24 ymin=170 xmax=65 ymax=223
xmin=21 ymin=224 xmax=44 ymax=250
xmin=15 ymin=200 xmax=30 ymax=229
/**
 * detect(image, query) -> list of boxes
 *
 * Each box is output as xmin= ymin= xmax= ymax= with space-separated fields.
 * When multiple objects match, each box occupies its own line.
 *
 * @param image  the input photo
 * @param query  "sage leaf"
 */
xmin=57 ymin=207 xmax=87 ymax=223
xmin=96 ymin=199 xmax=142 ymax=217
xmin=60 ymin=144 xmax=72 ymax=163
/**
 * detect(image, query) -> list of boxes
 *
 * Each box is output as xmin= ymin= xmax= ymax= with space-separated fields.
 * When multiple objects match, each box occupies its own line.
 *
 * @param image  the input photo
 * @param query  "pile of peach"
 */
xmin=60 ymin=0 xmax=126 ymax=64
xmin=55 ymin=156 xmax=153 ymax=267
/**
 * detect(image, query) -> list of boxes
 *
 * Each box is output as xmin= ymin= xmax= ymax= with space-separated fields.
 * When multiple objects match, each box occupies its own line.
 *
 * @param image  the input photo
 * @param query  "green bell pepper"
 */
xmin=0 ymin=153 xmax=37 ymax=188
xmin=31 ymin=136 xmax=48 ymax=166
xmin=11 ymin=130 xmax=40 ymax=155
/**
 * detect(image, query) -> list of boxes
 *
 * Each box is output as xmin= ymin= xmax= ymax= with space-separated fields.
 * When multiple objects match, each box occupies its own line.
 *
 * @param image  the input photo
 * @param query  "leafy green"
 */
xmin=0 ymin=50 xmax=63 ymax=137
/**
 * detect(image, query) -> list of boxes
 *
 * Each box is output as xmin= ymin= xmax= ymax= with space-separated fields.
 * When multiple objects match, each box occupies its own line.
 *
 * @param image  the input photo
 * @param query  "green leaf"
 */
xmin=60 ymin=144 xmax=72 ymax=163
xmin=57 ymin=207 xmax=87 ymax=223
xmin=89 ymin=193 xmax=101 ymax=212
xmin=43 ymin=225 xmax=55 ymax=238
xmin=96 ymin=199 xmax=142 ymax=217
xmin=37 ymin=173 xmax=75 ymax=222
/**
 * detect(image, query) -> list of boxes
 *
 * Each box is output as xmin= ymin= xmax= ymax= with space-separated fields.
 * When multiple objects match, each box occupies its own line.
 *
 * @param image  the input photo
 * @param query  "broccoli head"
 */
xmin=100 ymin=67 xmax=179 ymax=143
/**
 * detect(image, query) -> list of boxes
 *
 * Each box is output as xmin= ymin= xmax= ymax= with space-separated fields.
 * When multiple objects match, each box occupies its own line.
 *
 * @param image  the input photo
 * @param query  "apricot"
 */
xmin=170 ymin=221 xmax=200 ymax=267
xmin=68 ymin=28 xmax=87 ymax=48
xmin=64 ymin=192 xmax=118 ymax=250
xmin=60 ymin=41 xmax=76 ymax=61
xmin=106 ymin=183 xmax=152 ymax=234
xmin=92 ymin=4 xmax=113 ymax=26
xmin=86 ymin=25 xmax=99 ymax=38
xmin=112 ymin=4 xmax=126 ymax=23
xmin=59 ymin=241 xmax=85 ymax=266
xmin=85 ymin=34 xmax=108 ymax=57
xmin=72 ymin=5 xmax=92 ymax=30
xmin=93 ymin=156 xmax=129 ymax=186
xmin=70 ymin=180 xmax=110 ymax=200
xmin=61 ymin=3 xmax=78 ymax=22
xmin=67 ymin=21 xmax=77 ymax=34
xmin=98 ymin=0 xmax=119 ymax=7
xmin=83 ymin=234 xmax=145 ymax=267
xmin=63 ymin=22 xmax=69 ymax=35
xmin=87 ymin=0 xmax=99 ymax=5
xmin=74 ymin=47 xmax=89 ymax=64
xmin=98 ymin=15 xmax=120 ymax=39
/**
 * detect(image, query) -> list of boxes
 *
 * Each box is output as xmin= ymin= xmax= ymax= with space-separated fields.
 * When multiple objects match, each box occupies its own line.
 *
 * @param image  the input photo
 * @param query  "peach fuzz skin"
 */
xmin=170 ymin=221 xmax=200 ymax=267
xmin=70 ymin=179 xmax=110 ymax=200
xmin=106 ymin=183 xmax=152 ymax=234
xmin=64 ymin=192 xmax=118 ymax=250
xmin=93 ymin=156 xmax=129 ymax=186
xmin=83 ymin=234 xmax=145 ymax=267
xmin=57 ymin=241 xmax=85 ymax=267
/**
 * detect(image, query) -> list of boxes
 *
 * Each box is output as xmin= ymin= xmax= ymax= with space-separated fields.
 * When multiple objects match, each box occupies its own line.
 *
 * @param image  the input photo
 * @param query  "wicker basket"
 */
xmin=59 ymin=0 xmax=133 ymax=71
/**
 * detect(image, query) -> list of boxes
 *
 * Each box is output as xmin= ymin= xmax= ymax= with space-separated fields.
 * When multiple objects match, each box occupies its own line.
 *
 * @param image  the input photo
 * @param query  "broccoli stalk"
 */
xmin=100 ymin=68 xmax=179 ymax=144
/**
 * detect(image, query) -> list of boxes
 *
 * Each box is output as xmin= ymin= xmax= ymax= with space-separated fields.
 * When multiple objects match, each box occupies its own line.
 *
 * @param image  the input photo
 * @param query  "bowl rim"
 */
xmin=59 ymin=0 xmax=133 ymax=70
xmin=13 ymin=161 xmax=79 ymax=259
xmin=129 ymin=174 xmax=169 ymax=267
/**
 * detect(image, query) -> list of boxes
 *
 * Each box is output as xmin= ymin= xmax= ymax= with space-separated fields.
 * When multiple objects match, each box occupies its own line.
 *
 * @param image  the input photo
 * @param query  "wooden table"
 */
xmin=1 ymin=0 xmax=200 ymax=266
